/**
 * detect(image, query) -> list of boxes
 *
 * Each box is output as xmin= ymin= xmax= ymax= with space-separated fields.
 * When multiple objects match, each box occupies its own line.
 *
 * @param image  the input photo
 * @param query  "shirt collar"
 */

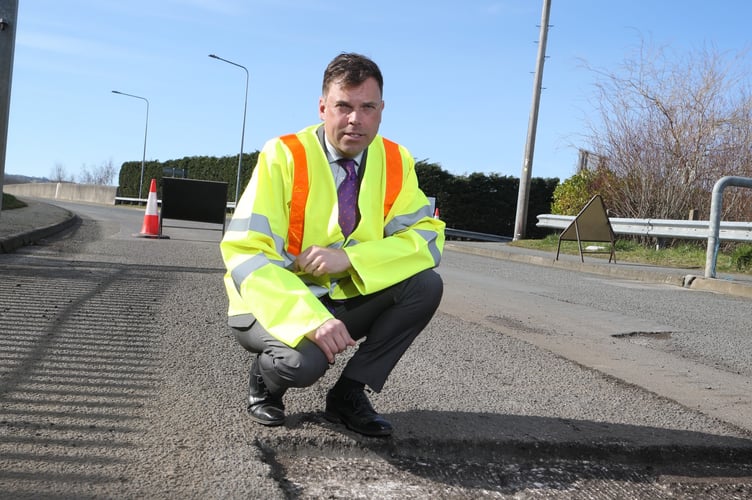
xmin=323 ymin=134 xmax=364 ymax=167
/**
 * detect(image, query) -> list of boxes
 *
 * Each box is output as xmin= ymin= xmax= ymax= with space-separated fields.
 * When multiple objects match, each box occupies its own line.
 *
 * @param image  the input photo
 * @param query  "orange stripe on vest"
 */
xmin=382 ymin=138 xmax=403 ymax=218
xmin=280 ymin=134 xmax=308 ymax=256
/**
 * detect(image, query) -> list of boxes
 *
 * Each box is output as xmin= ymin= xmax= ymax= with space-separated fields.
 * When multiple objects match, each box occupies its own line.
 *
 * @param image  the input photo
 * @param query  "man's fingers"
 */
xmin=319 ymin=341 xmax=335 ymax=363
xmin=306 ymin=319 xmax=355 ymax=363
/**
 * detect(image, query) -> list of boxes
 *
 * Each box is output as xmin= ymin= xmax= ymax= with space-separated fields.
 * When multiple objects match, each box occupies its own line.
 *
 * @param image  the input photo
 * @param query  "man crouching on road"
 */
xmin=220 ymin=52 xmax=445 ymax=437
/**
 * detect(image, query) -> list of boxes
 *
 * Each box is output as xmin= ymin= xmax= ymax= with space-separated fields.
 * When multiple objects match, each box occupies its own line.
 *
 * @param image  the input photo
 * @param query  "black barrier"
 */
xmin=160 ymin=178 xmax=228 ymax=235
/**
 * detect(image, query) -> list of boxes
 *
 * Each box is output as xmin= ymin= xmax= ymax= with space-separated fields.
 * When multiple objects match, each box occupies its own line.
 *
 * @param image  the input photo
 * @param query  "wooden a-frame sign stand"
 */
xmin=556 ymin=194 xmax=616 ymax=263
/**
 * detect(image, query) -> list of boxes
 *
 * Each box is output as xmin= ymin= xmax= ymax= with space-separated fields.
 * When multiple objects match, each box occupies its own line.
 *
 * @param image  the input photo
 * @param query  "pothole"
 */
xmin=262 ymin=443 xmax=752 ymax=499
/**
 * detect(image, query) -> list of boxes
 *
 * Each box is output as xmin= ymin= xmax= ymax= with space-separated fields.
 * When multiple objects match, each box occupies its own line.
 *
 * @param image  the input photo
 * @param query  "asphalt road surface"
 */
xmin=1 ymin=201 xmax=752 ymax=499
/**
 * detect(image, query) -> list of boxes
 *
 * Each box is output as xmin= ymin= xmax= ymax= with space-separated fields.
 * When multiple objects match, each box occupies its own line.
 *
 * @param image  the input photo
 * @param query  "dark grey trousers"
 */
xmin=232 ymin=269 xmax=443 ymax=395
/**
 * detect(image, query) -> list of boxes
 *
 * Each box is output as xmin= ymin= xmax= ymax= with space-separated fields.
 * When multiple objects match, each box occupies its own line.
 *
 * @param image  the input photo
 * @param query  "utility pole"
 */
xmin=0 ymin=0 xmax=18 ymax=218
xmin=513 ymin=0 xmax=552 ymax=240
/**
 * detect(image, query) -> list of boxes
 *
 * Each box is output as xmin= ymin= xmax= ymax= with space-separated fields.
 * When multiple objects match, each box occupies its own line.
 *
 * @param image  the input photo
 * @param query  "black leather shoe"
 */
xmin=324 ymin=387 xmax=393 ymax=437
xmin=247 ymin=356 xmax=285 ymax=426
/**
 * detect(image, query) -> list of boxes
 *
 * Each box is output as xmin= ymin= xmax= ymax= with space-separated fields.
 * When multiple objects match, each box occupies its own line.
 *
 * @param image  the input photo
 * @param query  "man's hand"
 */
xmin=306 ymin=318 xmax=356 ymax=363
xmin=296 ymin=246 xmax=351 ymax=277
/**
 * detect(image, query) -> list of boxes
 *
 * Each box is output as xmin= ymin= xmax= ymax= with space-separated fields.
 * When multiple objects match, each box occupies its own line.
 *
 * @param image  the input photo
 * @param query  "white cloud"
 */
xmin=17 ymin=31 xmax=140 ymax=61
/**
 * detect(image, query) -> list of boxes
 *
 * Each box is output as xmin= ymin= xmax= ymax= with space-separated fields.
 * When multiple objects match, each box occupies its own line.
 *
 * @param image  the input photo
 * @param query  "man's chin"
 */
xmin=341 ymin=137 xmax=370 ymax=154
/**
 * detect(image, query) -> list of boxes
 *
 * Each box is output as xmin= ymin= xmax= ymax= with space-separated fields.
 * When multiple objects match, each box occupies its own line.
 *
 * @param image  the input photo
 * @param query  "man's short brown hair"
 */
xmin=322 ymin=52 xmax=383 ymax=97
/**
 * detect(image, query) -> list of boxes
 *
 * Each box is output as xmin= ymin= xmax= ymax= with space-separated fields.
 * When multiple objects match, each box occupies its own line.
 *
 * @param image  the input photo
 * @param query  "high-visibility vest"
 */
xmin=221 ymin=125 xmax=444 ymax=346
xmin=279 ymin=132 xmax=403 ymax=255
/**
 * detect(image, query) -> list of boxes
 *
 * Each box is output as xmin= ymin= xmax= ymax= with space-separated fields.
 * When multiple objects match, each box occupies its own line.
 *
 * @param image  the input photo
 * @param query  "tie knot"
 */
xmin=337 ymin=158 xmax=356 ymax=175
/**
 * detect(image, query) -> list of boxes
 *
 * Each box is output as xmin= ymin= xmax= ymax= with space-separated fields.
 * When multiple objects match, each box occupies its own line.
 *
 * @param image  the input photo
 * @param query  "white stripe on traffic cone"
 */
xmin=135 ymin=179 xmax=168 ymax=239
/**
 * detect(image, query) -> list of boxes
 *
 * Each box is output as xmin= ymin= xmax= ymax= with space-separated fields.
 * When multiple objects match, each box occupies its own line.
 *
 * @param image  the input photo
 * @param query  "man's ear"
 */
xmin=318 ymin=97 xmax=326 ymax=120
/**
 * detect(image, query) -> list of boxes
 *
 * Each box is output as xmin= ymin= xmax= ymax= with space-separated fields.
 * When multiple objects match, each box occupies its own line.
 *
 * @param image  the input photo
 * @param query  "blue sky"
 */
xmin=5 ymin=0 xmax=751 ymax=183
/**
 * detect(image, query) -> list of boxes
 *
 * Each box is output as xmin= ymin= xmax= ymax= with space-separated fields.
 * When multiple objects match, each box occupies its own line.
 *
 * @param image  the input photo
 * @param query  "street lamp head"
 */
xmin=209 ymin=54 xmax=218 ymax=59
xmin=112 ymin=90 xmax=122 ymax=94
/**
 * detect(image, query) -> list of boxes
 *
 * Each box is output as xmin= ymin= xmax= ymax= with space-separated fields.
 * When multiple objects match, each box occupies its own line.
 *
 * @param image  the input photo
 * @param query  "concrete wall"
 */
xmin=4 ymin=183 xmax=117 ymax=204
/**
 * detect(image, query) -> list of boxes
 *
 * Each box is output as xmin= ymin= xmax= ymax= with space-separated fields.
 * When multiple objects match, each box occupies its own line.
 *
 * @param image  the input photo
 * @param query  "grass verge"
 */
xmin=510 ymin=235 xmax=752 ymax=275
xmin=2 ymin=193 xmax=27 ymax=210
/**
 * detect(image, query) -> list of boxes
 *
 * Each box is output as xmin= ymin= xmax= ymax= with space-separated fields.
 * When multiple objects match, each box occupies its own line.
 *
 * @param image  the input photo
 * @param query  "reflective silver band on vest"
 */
xmin=384 ymin=204 xmax=433 ymax=236
xmin=227 ymin=213 xmax=296 ymax=269
xmin=230 ymin=253 xmax=283 ymax=293
xmin=415 ymin=228 xmax=442 ymax=266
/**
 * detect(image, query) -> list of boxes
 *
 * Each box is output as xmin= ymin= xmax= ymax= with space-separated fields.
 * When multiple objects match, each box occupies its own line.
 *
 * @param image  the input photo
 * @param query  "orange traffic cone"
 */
xmin=433 ymin=207 xmax=440 ymax=219
xmin=135 ymin=179 xmax=168 ymax=239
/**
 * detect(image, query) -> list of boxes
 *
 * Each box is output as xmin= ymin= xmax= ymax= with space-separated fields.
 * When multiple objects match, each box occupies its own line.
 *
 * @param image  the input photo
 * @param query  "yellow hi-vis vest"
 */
xmin=221 ymin=124 xmax=445 ymax=347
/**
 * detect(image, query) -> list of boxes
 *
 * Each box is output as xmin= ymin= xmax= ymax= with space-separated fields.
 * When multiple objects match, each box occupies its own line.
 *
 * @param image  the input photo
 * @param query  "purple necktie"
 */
xmin=337 ymin=158 xmax=359 ymax=236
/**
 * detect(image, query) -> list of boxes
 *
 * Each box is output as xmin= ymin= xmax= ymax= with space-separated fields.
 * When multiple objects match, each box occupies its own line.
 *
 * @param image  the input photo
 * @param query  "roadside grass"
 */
xmin=510 ymin=234 xmax=752 ymax=274
xmin=2 ymin=193 xmax=27 ymax=210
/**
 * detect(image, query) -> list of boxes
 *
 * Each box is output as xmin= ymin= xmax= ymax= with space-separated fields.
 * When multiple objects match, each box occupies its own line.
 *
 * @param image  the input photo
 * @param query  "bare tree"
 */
xmin=50 ymin=163 xmax=74 ymax=183
xmin=78 ymin=160 xmax=117 ymax=185
xmin=583 ymin=41 xmax=752 ymax=221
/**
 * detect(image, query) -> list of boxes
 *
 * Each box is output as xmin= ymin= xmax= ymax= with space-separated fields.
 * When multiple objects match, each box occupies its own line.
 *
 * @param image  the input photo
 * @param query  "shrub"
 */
xmin=732 ymin=244 xmax=752 ymax=271
xmin=1 ymin=193 xmax=27 ymax=210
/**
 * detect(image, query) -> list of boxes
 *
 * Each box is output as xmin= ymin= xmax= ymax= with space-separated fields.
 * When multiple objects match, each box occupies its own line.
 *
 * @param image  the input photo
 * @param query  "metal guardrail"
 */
xmin=115 ymin=196 xmax=238 ymax=210
xmin=539 ymin=192 xmax=752 ymax=280
xmin=537 ymin=214 xmax=752 ymax=242
xmin=115 ymin=196 xmax=149 ymax=205
xmin=445 ymin=228 xmax=511 ymax=242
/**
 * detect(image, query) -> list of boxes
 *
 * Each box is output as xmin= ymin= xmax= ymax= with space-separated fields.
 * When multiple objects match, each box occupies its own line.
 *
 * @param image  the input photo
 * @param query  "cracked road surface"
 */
xmin=1 ymin=201 xmax=752 ymax=498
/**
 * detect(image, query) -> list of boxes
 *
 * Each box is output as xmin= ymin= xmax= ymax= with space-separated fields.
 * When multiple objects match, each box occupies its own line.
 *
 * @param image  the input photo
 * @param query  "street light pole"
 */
xmin=112 ymin=90 xmax=149 ymax=200
xmin=209 ymin=53 xmax=248 ymax=205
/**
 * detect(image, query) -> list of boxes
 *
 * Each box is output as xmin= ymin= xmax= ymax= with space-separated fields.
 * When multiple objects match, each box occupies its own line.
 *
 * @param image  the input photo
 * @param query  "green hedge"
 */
xmin=416 ymin=161 xmax=558 ymax=238
xmin=117 ymin=152 xmax=259 ymax=199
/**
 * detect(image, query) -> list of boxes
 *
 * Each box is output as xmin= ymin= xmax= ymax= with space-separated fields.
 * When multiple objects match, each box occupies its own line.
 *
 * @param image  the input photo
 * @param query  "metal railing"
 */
xmin=537 ymin=177 xmax=752 ymax=279
xmin=537 ymin=214 xmax=752 ymax=242
xmin=116 ymin=196 xmax=239 ymax=211
xmin=705 ymin=176 xmax=752 ymax=278
xmin=445 ymin=228 xmax=511 ymax=242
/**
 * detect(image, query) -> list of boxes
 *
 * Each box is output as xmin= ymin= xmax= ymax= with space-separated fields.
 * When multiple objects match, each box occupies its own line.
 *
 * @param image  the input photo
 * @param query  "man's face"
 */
xmin=319 ymin=76 xmax=384 ymax=158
